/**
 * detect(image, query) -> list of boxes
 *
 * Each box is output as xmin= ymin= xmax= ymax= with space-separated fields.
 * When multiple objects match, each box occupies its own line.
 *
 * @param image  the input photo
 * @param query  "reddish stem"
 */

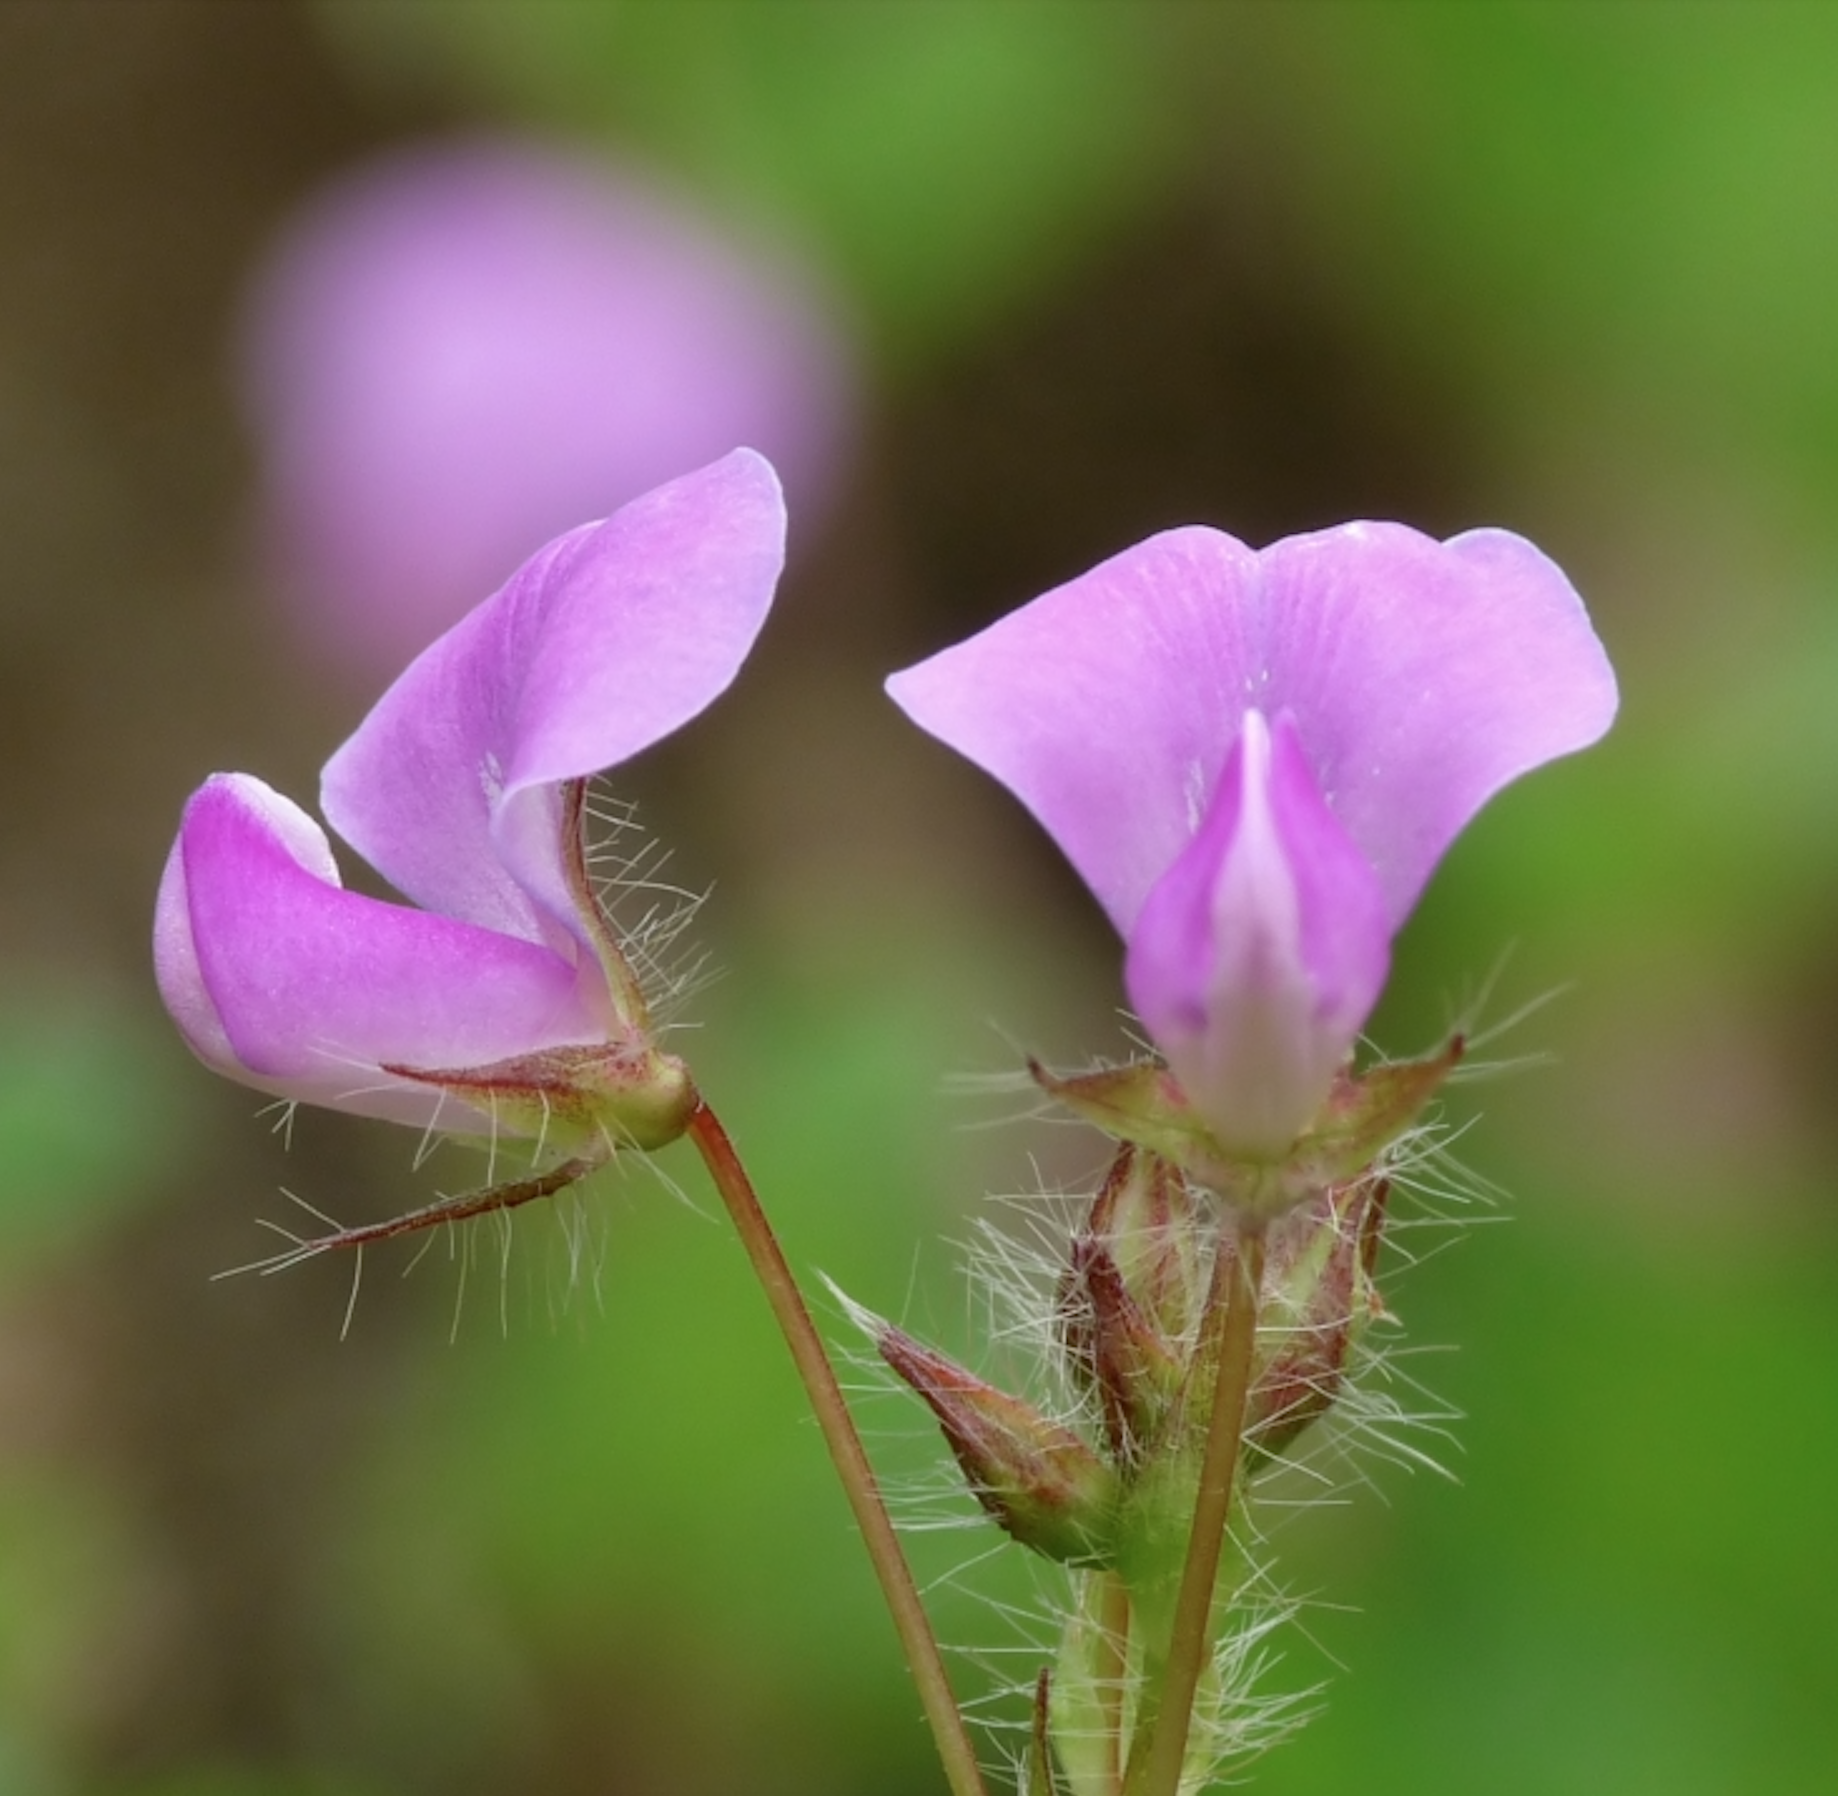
xmin=685 ymin=1098 xmax=990 ymax=1796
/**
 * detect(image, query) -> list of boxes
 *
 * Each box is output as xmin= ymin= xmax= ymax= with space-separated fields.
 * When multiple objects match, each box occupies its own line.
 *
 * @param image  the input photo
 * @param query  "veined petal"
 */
xmin=320 ymin=449 xmax=786 ymax=953
xmin=1255 ymin=522 xmax=1617 ymax=920
xmin=887 ymin=521 xmax=1615 ymax=933
xmin=159 ymin=774 xmax=606 ymax=1128
xmin=888 ymin=528 xmax=1260 ymax=935
xmin=1125 ymin=714 xmax=1390 ymax=1160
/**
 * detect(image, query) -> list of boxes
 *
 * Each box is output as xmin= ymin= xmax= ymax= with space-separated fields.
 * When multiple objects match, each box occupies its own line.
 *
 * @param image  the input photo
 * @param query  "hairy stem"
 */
xmin=1122 ymin=1223 xmax=1266 ymax=1796
xmin=1094 ymin=1570 xmax=1133 ymax=1796
xmin=685 ymin=1098 xmax=990 ymax=1796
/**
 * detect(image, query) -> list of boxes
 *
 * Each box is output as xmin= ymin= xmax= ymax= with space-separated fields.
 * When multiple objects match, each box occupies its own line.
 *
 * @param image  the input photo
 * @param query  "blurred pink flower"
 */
xmin=889 ymin=522 xmax=1618 ymax=1161
xmin=241 ymin=138 xmax=851 ymax=671
xmin=156 ymin=452 xmax=783 ymax=1136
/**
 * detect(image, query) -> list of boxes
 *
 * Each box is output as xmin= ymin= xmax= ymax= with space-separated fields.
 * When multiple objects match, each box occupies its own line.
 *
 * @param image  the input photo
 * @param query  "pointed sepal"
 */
xmin=1032 ymin=1036 xmax=1459 ymax=1222
xmin=1280 ymin=1036 xmax=1463 ymax=1190
xmin=1029 ymin=1058 xmax=1216 ymax=1164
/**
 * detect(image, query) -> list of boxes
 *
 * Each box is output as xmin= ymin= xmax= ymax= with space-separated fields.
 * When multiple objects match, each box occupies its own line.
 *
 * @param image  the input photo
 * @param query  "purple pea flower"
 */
xmin=888 ymin=522 xmax=1618 ymax=1164
xmin=155 ymin=451 xmax=784 ymax=1160
xmin=242 ymin=137 xmax=850 ymax=673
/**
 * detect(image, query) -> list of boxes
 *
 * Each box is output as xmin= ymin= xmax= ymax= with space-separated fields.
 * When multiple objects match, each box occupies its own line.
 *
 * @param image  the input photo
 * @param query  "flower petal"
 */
xmin=320 ymin=448 xmax=786 ymax=953
xmin=154 ymin=773 xmax=339 ymax=1081
xmin=1125 ymin=713 xmax=1390 ymax=1160
xmin=1255 ymin=522 xmax=1618 ymax=920
xmin=158 ymin=773 xmax=607 ymax=1128
xmin=888 ymin=527 xmax=1261 ymax=935
xmin=887 ymin=521 xmax=1616 ymax=932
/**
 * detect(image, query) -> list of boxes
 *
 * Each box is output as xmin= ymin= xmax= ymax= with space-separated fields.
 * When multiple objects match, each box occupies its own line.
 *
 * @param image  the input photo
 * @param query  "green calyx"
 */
xmin=1031 ymin=1036 xmax=1461 ymax=1221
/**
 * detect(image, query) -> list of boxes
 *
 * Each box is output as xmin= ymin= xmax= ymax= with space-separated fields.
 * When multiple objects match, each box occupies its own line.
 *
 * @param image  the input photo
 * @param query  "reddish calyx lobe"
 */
xmin=383 ymin=1037 xmax=695 ymax=1153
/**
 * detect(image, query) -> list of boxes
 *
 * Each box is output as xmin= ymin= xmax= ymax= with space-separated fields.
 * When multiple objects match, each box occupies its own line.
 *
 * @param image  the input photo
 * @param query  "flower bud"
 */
xmin=1245 ymin=1177 xmax=1391 ymax=1462
xmin=877 ymin=1325 xmax=1119 ymax=1567
xmin=1056 ymin=1146 xmax=1204 ymax=1461
xmin=1085 ymin=1142 xmax=1205 ymax=1337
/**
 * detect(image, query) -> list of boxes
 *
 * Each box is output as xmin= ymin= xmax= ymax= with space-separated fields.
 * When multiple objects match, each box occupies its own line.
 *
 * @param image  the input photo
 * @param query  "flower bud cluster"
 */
xmin=875 ymin=1150 xmax=1403 ymax=1571
xmin=872 ymin=1040 xmax=1457 ymax=1791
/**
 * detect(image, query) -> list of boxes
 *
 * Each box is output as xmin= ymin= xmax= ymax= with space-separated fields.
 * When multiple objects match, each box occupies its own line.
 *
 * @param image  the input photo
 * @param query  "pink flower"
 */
xmin=241 ymin=138 xmax=850 ymax=672
xmin=888 ymin=522 xmax=1618 ymax=1162
xmin=155 ymin=452 xmax=783 ymax=1144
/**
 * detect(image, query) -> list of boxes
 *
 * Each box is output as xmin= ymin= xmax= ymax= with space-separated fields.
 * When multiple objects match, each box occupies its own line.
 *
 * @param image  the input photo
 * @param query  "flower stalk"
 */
xmin=1121 ymin=1223 xmax=1265 ymax=1796
xmin=683 ymin=1099 xmax=991 ymax=1796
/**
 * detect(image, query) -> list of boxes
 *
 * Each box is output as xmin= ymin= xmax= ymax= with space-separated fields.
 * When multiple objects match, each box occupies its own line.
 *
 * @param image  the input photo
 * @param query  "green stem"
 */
xmin=1122 ymin=1223 xmax=1266 ymax=1796
xmin=1094 ymin=1570 xmax=1133 ymax=1796
xmin=684 ymin=1098 xmax=991 ymax=1796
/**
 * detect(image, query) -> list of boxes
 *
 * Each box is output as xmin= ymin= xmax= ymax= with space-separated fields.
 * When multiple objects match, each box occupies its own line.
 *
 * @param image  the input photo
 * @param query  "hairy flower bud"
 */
xmin=877 ymin=1325 xmax=1118 ymax=1567
xmin=1057 ymin=1146 xmax=1203 ymax=1461
xmin=1085 ymin=1142 xmax=1205 ymax=1337
xmin=1246 ymin=1178 xmax=1391 ymax=1461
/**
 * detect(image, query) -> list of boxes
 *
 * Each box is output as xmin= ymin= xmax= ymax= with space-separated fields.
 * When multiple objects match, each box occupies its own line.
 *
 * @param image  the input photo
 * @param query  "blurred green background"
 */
xmin=2 ymin=3 xmax=1835 ymax=1792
